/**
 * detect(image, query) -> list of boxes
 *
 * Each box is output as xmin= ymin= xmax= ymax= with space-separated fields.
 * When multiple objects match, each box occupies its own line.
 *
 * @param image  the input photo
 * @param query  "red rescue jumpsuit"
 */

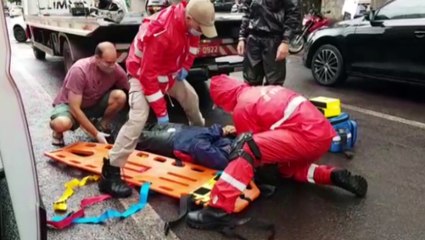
xmin=126 ymin=1 xmax=200 ymax=118
xmin=208 ymin=74 xmax=337 ymax=213
xmin=109 ymin=1 xmax=205 ymax=167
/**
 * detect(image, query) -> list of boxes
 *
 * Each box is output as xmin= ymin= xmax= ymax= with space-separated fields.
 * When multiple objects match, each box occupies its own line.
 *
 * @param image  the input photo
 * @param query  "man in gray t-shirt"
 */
xmin=50 ymin=42 xmax=129 ymax=146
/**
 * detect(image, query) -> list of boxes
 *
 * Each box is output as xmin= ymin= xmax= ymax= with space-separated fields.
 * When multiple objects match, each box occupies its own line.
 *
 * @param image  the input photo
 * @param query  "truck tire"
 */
xmin=33 ymin=47 xmax=46 ymax=60
xmin=13 ymin=25 xmax=27 ymax=43
xmin=62 ymin=40 xmax=74 ymax=73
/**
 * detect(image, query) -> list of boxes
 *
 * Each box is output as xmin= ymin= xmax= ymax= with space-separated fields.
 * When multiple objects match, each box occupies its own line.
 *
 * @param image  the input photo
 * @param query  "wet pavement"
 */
xmin=5 ymin=18 xmax=425 ymax=240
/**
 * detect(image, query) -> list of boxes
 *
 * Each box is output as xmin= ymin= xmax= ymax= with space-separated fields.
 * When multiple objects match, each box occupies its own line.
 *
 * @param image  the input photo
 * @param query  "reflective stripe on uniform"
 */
xmin=133 ymin=40 xmax=143 ymax=58
xmin=154 ymin=29 xmax=166 ymax=37
xmin=307 ymin=164 xmax=318 ymax=184
xmin=132 ymin=33 xmax=143 ymax=58
xmin=145 ymin=91 xmax=163 ymax=103
xmin=220 ymin=172 xmax=247 ymax=192
xmin=270 ymin=96 xmax=307 ymax=130
xmin=157 ymin=75 xmax=169 ymax=83
xmin=136 ymin=68 xmax=142 ymax=78
xmin=189 ymin=47 xmax=199 ymax=55
xmin=134 ymin=47 xmax=143 ymax=58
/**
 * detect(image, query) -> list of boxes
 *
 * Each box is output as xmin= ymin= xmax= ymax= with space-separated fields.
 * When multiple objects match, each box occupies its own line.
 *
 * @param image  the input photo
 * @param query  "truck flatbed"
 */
xmin=24 ymin=0 xmax=243 ymax=82
xmin=25 ymin=12 xmax=242 ymax=36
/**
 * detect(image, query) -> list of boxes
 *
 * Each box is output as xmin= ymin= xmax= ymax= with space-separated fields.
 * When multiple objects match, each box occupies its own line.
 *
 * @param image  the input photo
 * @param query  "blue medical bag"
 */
xmin=328 ymin=112 xmax=358 ymax=159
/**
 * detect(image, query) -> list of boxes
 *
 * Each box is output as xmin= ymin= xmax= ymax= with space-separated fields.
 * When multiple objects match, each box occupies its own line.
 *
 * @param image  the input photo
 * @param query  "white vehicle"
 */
xmin=342 ymin=0 xmax=371 ymax=20
xmin=11 ymin=16 xmax=28 ymax=43
xmin=0 ymin=3 xmax=47 ymax=240
xmin=9 ymin=6 xmax=23 ymax=18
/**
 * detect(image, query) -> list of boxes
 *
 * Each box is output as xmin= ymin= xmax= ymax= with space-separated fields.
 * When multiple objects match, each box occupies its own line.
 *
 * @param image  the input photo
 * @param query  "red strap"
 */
xmin=47 ymin=209 xmax=85 ymax=230
xmin=173 ymin=150 xmax=194 ymax=163
xmin=47 ymin=194 xmax=112 ymax=230
xmin=80 ymin=194 xmax=112 ymax=208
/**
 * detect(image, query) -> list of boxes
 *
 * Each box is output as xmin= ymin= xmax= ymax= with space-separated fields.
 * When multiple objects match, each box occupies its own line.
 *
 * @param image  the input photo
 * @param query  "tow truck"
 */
xmin=22 ymin=0 xmax=243 ymax=82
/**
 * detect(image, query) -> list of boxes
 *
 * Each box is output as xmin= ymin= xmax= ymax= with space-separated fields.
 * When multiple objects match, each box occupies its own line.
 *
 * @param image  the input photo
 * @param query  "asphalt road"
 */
xmin=5 ymin=19 xmax=425 ymax=240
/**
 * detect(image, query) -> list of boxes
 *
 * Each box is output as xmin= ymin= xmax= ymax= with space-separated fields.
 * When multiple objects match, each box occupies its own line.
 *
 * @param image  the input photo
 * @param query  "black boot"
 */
xmin=98 ymin=158 xmax=132 ymax=198
xmin=187 ymin=207 xmax=233 ymax=229
xmin=331 ymin=169 xmax=368 ymax=198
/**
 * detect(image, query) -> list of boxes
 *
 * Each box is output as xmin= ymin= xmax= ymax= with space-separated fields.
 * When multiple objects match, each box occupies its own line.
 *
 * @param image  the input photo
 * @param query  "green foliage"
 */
xmin=6 ymin=0 xmax=22 ymax=4
xmin=7 ymin=0 xmax=22 ymax=5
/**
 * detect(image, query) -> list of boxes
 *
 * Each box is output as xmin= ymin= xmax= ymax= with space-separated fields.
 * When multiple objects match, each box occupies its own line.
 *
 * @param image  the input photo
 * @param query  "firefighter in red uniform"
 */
xmin=98 ymin=0 xmax=218 ymax=198
xmin=187 ymin=74 xmax=368 ymax=228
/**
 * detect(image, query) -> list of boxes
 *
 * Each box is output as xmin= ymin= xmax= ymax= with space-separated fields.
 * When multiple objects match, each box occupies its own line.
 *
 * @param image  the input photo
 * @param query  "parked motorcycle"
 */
xmin=289 ymin=10 xmax=332 ymax=54
xmin=231 ymin=3 xmax=243 ymax=13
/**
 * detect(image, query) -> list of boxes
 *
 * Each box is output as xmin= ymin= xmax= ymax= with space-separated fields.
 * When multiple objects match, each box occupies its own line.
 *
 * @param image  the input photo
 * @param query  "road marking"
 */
xmin=343 ymin=104 xmax=425 ymax=130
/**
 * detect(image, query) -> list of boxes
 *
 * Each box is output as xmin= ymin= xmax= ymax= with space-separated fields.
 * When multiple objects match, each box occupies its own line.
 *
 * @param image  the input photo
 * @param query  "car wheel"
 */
xmin=311 ymin=44 xmax=346 ymax=86
xmin=13 ymin=26 xmax=27 ymax=43
xmin=33 ymin=46 xmax=46 ymax=60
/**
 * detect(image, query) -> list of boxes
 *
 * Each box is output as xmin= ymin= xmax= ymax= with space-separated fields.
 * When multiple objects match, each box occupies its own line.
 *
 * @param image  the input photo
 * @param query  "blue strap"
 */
xmin=50 ymin=212 xmax=73 ymax=222
xmin=73 ymin=182 xmax=151 ymax=224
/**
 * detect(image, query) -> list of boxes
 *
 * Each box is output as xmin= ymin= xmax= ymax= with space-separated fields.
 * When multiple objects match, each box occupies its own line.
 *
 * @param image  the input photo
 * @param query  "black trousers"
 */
xmin=111 ymin=122 xmax=187 ymax=158
xmin=243 ymin=34 xmax=287 ymax=86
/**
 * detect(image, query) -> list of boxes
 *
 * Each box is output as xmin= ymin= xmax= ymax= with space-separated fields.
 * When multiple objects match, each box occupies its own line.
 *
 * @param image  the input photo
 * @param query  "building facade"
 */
xmin=320 ymin=0 xmax=390 ymax=20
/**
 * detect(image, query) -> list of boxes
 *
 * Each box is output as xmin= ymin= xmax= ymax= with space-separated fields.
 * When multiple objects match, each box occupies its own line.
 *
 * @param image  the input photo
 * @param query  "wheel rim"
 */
xmin=289 ymin=35 xmax=304 ymax=52
xmin=313 ymin=49 xmax=339 ymax=84
xmin=14 ymin=28 xmax=26 ymax=42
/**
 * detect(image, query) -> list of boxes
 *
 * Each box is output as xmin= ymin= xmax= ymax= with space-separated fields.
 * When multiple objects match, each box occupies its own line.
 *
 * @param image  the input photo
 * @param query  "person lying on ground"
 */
xmin=186 ymin=74 xmax=368 ymax=228
xmin=111 ymin=122 xmax=237 ymax=170
xmin=49 ymin=42 xmax=129 ymax=146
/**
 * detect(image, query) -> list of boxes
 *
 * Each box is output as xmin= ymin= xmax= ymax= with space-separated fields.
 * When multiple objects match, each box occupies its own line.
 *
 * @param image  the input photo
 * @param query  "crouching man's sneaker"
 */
xmin=98 ymin=158 xmax=132 ymax=198
xmin=52 ymin=132 xmax=64 ymax=146
xmin=331 ymin=169 xmax=368 ymax=198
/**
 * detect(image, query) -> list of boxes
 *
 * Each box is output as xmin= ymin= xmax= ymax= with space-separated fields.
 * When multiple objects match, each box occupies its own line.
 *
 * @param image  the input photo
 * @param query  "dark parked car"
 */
xmin=303 ymin=0 xmax=425 ymax=86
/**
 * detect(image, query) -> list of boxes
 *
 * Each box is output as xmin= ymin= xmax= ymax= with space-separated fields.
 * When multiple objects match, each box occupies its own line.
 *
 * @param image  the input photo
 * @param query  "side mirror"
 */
xmin=368 ymin=9 xmax=375 ymax=21
xmin=367 ymin=10 xmax=383 ymax=26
